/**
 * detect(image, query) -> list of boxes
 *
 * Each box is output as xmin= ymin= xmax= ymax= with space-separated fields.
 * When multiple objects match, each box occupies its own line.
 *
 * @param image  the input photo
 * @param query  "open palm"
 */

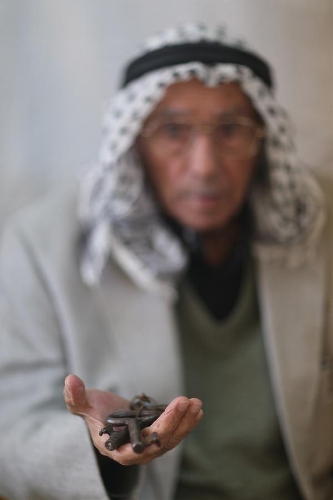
xmin=63 ymin=373 xmax=203 ymax=466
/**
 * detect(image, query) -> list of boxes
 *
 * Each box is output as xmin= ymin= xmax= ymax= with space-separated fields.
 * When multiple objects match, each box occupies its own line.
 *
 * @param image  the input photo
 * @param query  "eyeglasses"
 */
xmin=140 ymin=116 xmax=264 ymax=159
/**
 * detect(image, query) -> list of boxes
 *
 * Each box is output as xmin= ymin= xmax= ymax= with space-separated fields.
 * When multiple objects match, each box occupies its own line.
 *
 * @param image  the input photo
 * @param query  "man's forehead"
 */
xmin=151 ymin=106 xmax=254 ymax=119
xmin=147 ymin=79 xmax=256 ymax=119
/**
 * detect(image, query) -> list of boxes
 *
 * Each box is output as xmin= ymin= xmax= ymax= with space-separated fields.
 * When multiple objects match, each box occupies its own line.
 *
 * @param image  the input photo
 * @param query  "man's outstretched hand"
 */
xmin=63 ymin=374 xmax=203 ymax=465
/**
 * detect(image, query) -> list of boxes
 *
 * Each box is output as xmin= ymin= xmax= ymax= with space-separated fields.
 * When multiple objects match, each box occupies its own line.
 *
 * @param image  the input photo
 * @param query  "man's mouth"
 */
xmin=186 ymin=186 xmax=229 ymax=198
xmin=183 ymin=189 xmax=229 ymax=210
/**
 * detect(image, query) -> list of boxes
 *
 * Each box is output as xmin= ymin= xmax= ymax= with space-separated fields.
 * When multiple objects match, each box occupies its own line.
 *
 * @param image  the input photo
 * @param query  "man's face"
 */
xmin=137 ymin=79 xmax=261 ymax=233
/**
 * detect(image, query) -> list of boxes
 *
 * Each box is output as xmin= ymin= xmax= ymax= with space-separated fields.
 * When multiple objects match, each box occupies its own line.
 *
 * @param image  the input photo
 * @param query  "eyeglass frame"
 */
xmin=140 ymin=115 xmax=265 ymax=159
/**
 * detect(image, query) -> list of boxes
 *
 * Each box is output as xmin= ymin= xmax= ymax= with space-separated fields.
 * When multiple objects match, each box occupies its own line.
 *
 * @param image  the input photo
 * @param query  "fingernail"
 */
xmin=64 ymin=381 xmax=73 ymax=404
xmin=178 ymin=400 xmax=189 ymax=412
xmin=190 ymin=402 xmax=202 ymax=413
xmin=76 ymin=384 xmax=85 ymax=398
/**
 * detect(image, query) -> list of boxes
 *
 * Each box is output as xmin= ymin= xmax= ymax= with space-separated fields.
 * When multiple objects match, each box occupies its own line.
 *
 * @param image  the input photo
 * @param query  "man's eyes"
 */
xmin=155 ymin=121 xmax=249 ymax=140
xmin=216 ymin=123 xmax=242 ymax=137
xmin=159 ymin=122 xmax=190 ymax=139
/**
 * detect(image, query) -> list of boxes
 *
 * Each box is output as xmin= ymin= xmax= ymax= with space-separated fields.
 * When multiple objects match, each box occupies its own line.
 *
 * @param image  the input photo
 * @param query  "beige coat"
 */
xmin=0 ymin=186 xmax=332 ymax=500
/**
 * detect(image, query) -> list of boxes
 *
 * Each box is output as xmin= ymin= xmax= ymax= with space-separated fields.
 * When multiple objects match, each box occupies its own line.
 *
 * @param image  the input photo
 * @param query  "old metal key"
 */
xmin=99 ymin=393 xmax=167 ymax=453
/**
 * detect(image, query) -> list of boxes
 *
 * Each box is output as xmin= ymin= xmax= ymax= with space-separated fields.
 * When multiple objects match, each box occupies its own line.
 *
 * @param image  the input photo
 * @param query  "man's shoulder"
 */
xmin=3 ymin=183 xmax=80 ymax=248
xmin=0 ymin=182 xmax=84 ymax=283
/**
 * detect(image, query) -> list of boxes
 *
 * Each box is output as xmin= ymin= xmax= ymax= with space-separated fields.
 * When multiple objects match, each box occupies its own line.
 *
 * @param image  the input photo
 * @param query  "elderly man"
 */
xmin=0 ymin=23 xmax=330 ymax=500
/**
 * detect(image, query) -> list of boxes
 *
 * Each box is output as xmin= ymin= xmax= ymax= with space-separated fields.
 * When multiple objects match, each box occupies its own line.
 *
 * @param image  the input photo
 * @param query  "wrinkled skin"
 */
xmin=64 ymin=374 xmax=203 ymax=465
xmin=137 ymin=79 xmax=258 ymax=234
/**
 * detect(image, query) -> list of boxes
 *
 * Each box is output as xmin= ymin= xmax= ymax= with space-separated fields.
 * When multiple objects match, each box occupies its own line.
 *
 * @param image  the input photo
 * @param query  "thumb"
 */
xmin=64 ymin=374 xmax=89 ymax=414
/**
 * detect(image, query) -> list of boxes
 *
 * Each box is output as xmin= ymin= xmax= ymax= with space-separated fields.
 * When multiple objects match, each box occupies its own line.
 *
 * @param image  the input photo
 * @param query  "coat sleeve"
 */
xmin=0 ymin=222 xmax=130 ymax=500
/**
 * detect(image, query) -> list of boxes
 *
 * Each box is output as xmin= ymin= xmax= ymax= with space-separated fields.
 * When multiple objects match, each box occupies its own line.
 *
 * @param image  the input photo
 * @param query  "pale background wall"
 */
xmin=1 ymin=0 xmax=332 ymax=227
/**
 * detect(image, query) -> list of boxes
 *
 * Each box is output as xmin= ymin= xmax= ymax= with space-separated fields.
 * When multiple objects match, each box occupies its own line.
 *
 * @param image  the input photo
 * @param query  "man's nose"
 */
xmin=186 ymin=133 xmax=219 ymax=178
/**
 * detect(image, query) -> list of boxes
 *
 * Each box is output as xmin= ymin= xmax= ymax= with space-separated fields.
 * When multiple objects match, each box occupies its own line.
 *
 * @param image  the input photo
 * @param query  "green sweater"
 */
xmin=174 ymin=262 xmax=302 ymax=500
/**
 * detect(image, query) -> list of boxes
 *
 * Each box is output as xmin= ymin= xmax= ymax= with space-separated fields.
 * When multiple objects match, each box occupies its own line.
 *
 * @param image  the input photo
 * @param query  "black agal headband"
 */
xmin=122 ymin=42 xmax=273 ymax=89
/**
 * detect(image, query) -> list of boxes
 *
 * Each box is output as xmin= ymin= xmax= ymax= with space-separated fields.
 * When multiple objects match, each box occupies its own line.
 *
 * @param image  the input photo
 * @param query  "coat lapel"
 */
xmin=256 ymin=249 xmax=326 ymax=500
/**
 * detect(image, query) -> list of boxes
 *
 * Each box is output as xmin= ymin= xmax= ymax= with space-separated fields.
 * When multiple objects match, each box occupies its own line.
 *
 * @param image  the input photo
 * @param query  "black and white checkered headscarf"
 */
xmin=79 ymin=23 xmax=325 ymax=294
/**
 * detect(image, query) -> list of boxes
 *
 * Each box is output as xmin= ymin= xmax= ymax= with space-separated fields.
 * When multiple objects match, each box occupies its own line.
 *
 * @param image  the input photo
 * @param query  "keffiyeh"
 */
xmin=79 ymin=23 xmax=325 ymax=294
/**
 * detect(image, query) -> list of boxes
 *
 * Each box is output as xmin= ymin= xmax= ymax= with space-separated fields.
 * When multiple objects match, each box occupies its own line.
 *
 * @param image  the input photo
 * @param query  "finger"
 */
xmin=143 ymin=397 xmax=203 ymax=453
xmin=152 ymin=397 xmax=191 ymax=433
xmin=170 ymin=397 xmax=203 ymax=437
xmin=164 ymin=400 xmax=203 ymax=448
xmin=153 ymin=397 xmax=202 ymax=435
xmin=63 ymin=374 xmax=89 ymax=414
